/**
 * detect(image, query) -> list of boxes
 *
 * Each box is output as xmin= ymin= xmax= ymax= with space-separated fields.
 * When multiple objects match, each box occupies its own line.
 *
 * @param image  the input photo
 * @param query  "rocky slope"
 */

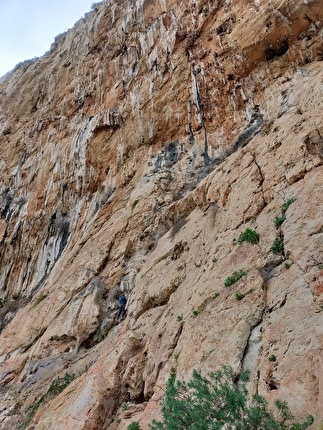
xmin=0 ymin=0 xmax=323 ymax=428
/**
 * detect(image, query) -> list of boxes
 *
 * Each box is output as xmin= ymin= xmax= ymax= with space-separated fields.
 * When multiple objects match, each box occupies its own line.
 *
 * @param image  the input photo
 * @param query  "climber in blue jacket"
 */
xmin=117 ymin=293 xmax=127 ymax=320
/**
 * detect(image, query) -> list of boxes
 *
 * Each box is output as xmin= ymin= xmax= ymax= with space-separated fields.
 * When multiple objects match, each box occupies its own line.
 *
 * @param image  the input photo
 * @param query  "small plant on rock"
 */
xmin=237 ymin=228 xmax=260 ymax=244
xmin=192 ymin=310 xmax=199 ymax=317
xmin=47 ymin=373 xmax=76 ymax=396
xmin=128 ymin=422 xmax=141 ymax=430
xmin=32 ymin=293 xmax=48 ymax=308
xmin=177 ymin=315 xmax=183 ymax=322
xmin=274 ymin=215 xmax=286 ymax=228
xmin=268 ymin=354 xmax=277 ymax=362
xmin=224 ymin=270 xmax=247 ymax=287
xmin=132 ymin=199 xmax=139 ymax=210
xmin=213 ymin=292 xmax=220 ymax=299
xmin=281 ymin=196 xmax=295 ymax=214
xmin=235 ymin=292 xmax=245 ymax=301
xmin=271 ymin=237 xmax=284 ymax=255
xmin=20 ymin=373 xmax=76 ymax=429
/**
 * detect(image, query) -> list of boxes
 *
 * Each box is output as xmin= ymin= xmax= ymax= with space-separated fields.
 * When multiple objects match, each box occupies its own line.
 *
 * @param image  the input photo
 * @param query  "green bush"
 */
xmin=177 ymin=315 xmax=183 ymax=322
xmin=149 ymin=365 xmax=314 ymax=430
xmin=19 ymin=373 xmax=76 ymax=429
xmin=271 ymin=237 xmax=284 ymax=255
xmin=238 ymin=228 xmax=260 ymax=244
xmin=281 ymin=197 xmax=295 ymax=214
xmin=274 ymin=215 xmax=286 ymax=228
xmin=224 ymin=270 xmax=247 ymax=287
xmin=192 ymin=310 xmax=199 ymax=317
xmin=128 ymin=422 xmax=141 ymax=430
xmin=47 ymin=373 xmax=76 ymax=396
xmin=268 ymin=354 xmax=277 ymax=362
xmin=235 ymin=292 xmax=245 ymax=301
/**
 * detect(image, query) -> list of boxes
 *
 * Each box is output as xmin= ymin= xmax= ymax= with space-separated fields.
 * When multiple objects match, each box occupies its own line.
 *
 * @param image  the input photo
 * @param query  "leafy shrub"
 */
xmin=238 ymin=228 xmax=260 ymax=244
xmin=132 ymin=199 xmax=139 ymax=210
xmin=47 ymin=373 xmax=76 ymax=396
xmin=268 ymin=354 xmax=277 ymax=362
xmin=224 ymin=270 xmax=247 ymax=287
xmin=192 ymin=310 xmax=199 ymax=317
xmin=274 ymin=215 xmax=286 ymax=228
xmin=20 ymin=373 xmax=76 ymax=429
xmin=281 ymin=197 xmax=295 ymax=214
xmin=149 ymin=365 xmax=314 ymax=430
xmin=235 ymin=292 xmax=245 ymax=301
xmin=271 ymin=237 xmax=284 ymax=255
xmin=0 ymin=297 xmax=5 ymax=309
xmin=177 ymin=315 xmax=183 ymax=322
xmin=128 ymin=422 xmax=141 ymax=430
xmin=213 ymin=292 xmax=220 ymax=299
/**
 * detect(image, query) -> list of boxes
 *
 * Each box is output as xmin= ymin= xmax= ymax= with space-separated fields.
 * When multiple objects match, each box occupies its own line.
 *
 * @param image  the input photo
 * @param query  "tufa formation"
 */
xmin=0 ymin=0 xmax=323 ymax=428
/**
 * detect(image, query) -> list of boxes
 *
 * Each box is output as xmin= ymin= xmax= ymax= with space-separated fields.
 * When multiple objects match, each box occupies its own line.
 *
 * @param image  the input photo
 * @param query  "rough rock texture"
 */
xmin=0 ymin=0 xmax=323 ymax=428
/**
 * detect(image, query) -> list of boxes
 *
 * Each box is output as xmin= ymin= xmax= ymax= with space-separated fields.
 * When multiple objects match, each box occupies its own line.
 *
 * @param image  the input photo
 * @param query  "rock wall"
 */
xmin=0 ymin=0 xmax=323 ymax=428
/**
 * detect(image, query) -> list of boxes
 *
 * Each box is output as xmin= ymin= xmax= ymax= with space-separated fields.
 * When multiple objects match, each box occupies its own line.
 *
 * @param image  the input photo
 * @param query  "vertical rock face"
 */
xmin=0 ymin=0 xmax=323 ymax=428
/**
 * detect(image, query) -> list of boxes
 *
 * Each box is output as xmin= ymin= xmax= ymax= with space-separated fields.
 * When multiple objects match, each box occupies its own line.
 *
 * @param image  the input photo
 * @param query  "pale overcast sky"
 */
xmin=0 ymin=0 xmax=100 ymax=78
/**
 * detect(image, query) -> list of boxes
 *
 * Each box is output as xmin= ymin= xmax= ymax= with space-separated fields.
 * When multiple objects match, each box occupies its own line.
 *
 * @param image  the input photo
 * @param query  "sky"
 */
xmin=0 ymin=0 xmax=99 ymax=78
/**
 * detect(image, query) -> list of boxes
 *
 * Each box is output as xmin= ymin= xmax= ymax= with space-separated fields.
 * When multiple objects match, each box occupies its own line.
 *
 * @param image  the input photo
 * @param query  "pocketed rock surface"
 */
xmin=0 ymin=0 xmax=323 ymax=428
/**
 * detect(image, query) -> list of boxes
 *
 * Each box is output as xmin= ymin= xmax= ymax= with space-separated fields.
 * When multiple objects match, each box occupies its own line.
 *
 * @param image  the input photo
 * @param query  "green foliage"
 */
xmin=319 ymin=264 xmax=323 ymax=270
xmin=274 ymin=215 xmax=286 ymax=228
xmin=238 ymin=228 xmax=260 ymax=244
xmin=192 ymin=310 xmax=199 ymax=317
xmin=0 ymin=297 xmax=5 ymax=309
xmin=132 ymin=199 xmax=139 ymax=210
xmin=212 ymin=256 xmax=218 ymax=263
xmin=128 ymin=422 xmax=141 ymax=430
xmin=213 ymin=292 xmax=220 ymax=299
xmin=224 ymin=270 xmax=247 ymax=287
xmin=174 ymin=352 xmax=180 ymax=361
xmin=19 ymin=373 xmax=76 ymax=429
xmin=177 ymin=315 xmax=183 ymax=322
xmin=281 ymin=197 xmax=295 ymax=214
xmin=268 ymin=354 xmax=277 ymax=362
xmin=235 ymin=292 xmax=245 ymax=301
xmin=32 ymin=293 xmax=48 ymax=308
xmin=284 ymin=262 xmax=291 ymax=269
xmin=149 ymin=365 xmax=313 ymax=430
xmin=47 ymin=373 xmax=76 ymax=396
xmin=271 ymin=237 xmax=284 ymax=255
xmin=122 ymin=402 xmax=129 ymax=410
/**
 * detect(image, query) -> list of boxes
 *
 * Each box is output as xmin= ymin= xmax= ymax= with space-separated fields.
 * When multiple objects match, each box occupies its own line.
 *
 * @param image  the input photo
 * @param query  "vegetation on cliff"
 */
xmin=149 ymin=366 xmax=314 ymax=430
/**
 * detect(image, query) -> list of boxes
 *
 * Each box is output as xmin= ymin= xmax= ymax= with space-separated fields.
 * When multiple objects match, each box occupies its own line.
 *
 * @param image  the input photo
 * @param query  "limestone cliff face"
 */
xmin=0 ymin=0 xmax=323 ymax=428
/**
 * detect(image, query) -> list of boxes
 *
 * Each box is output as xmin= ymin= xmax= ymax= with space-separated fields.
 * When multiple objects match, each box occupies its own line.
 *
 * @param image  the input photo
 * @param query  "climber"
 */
xmin=117 ymin=293 xmax=127 ymax=321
